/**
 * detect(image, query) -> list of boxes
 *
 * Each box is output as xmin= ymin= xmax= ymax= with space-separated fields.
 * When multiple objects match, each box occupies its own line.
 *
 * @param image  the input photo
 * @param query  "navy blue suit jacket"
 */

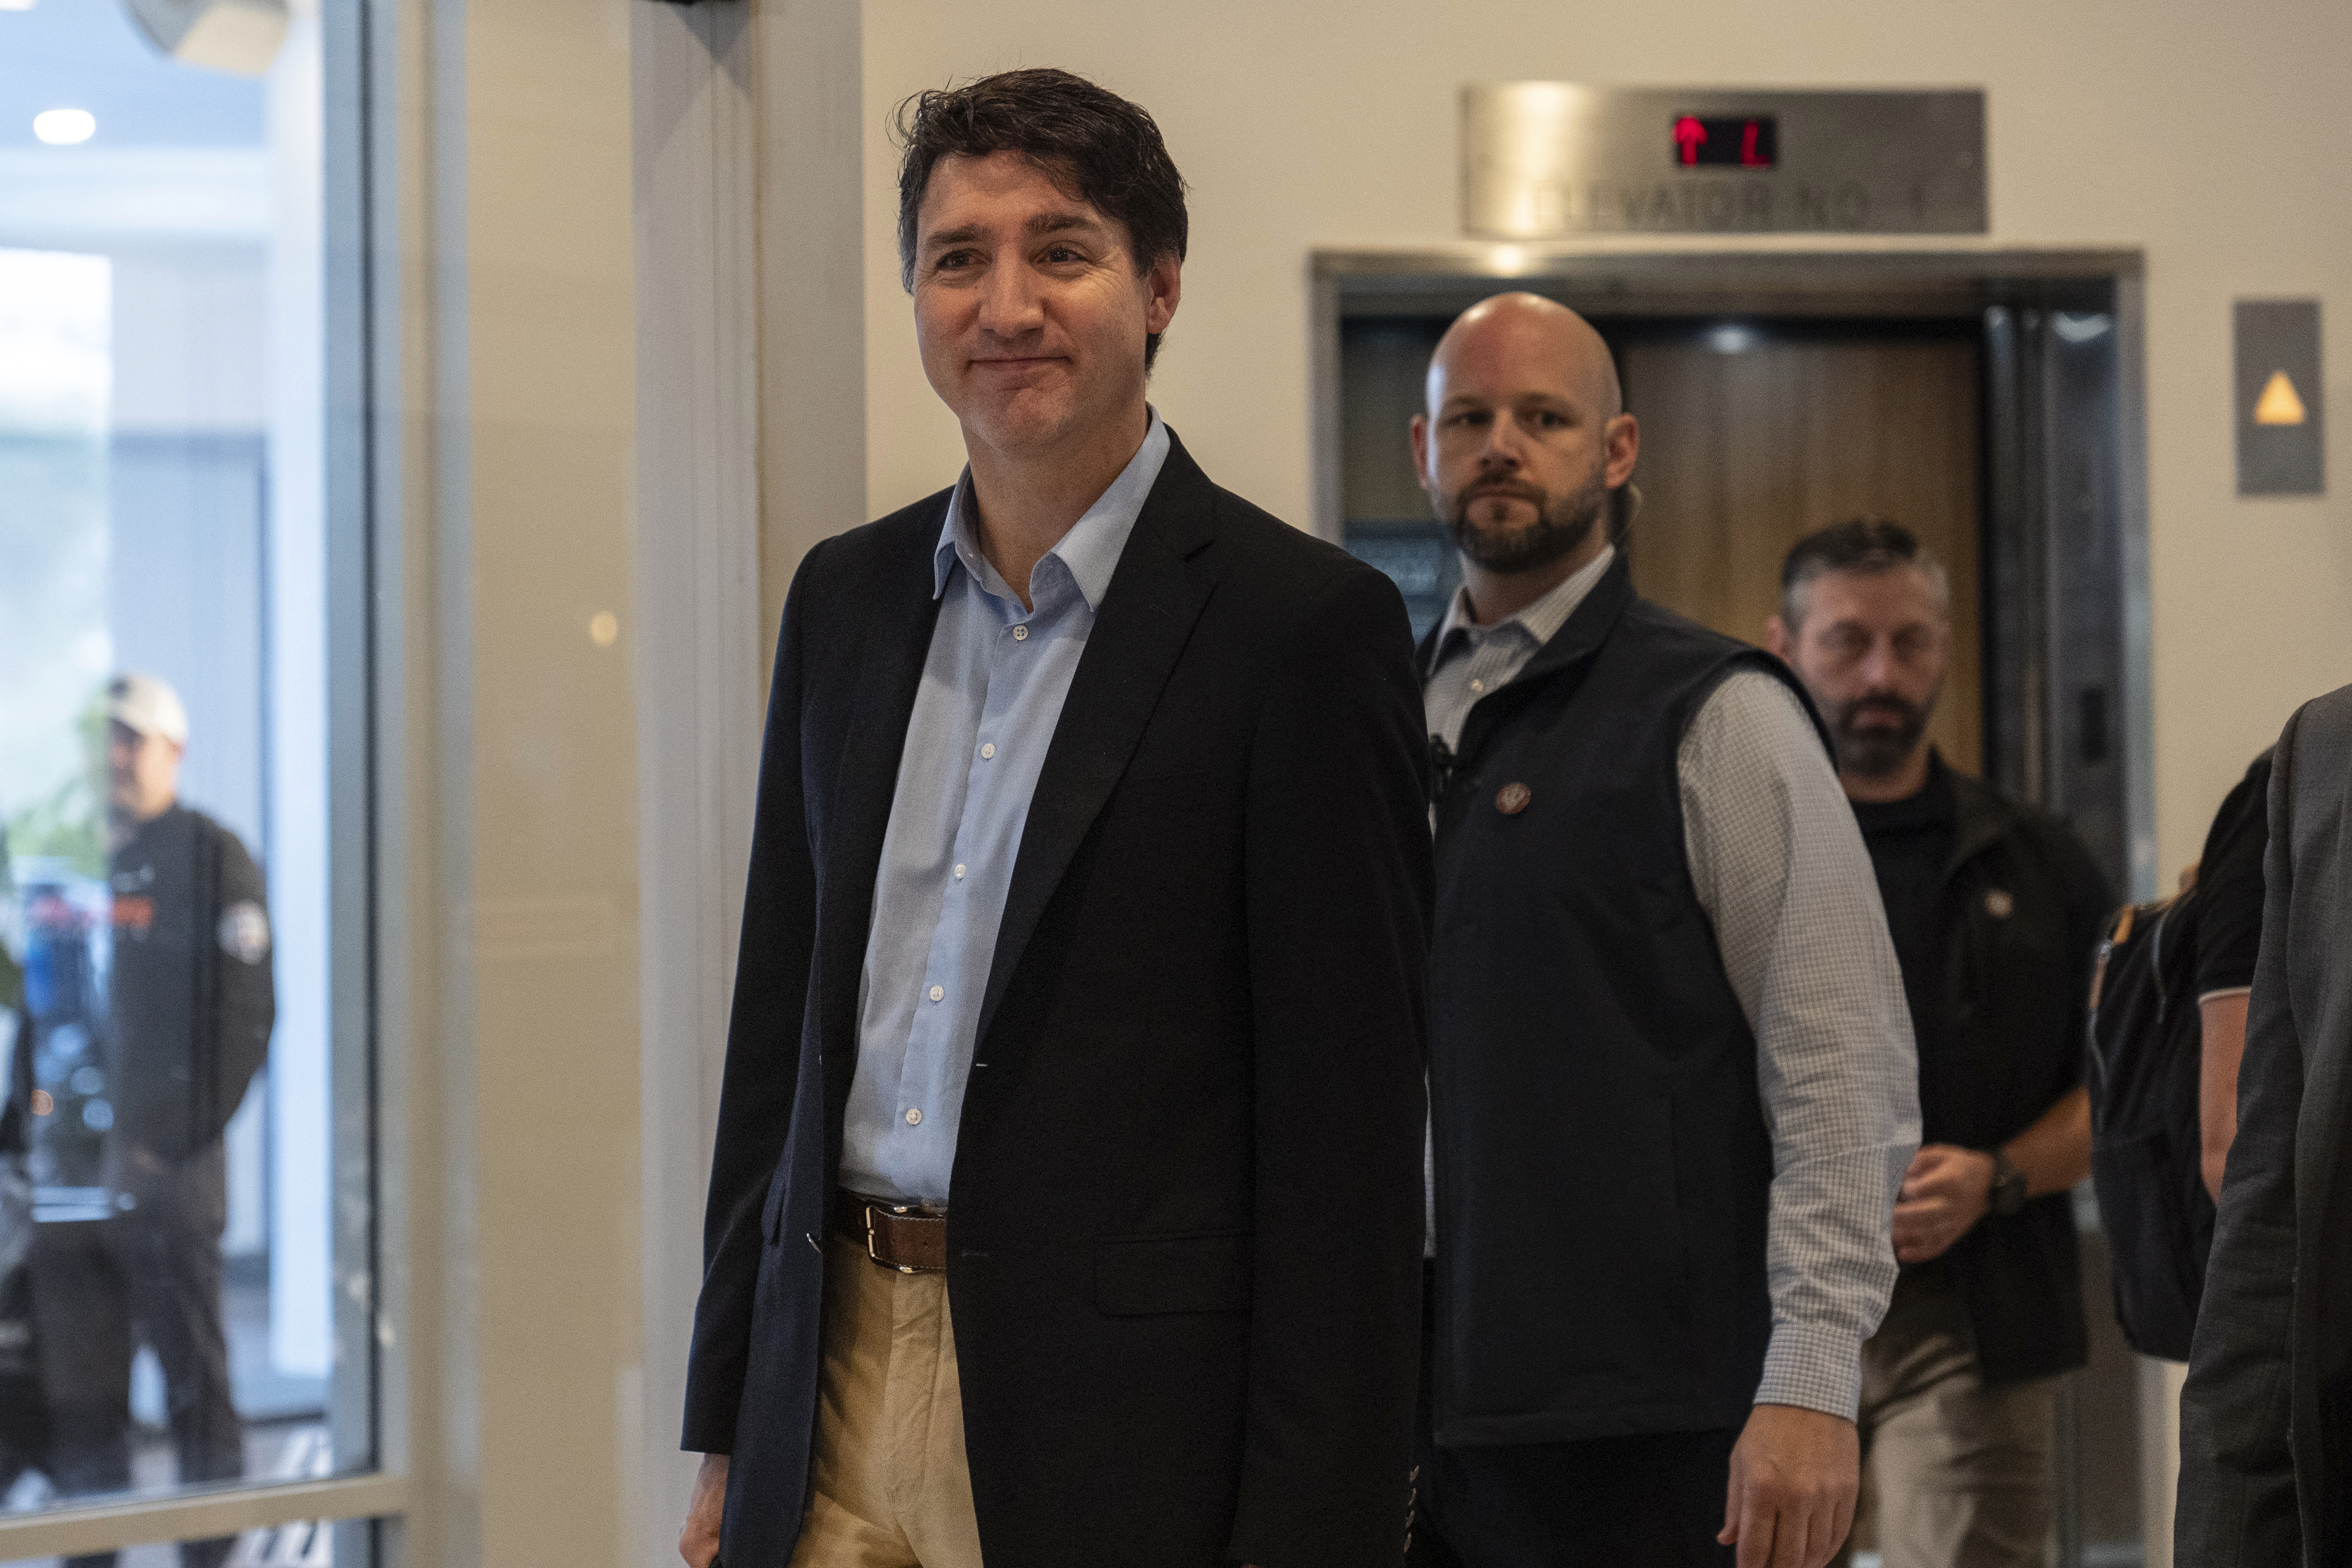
xmin=682 ymin=433 xmax=1432 ymax=1568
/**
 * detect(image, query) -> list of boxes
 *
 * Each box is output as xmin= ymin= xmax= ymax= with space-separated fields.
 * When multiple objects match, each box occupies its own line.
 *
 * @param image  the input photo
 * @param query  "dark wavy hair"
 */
xmin=1780 ymin=517 xmax=1951 ymax=627
xmin=894 ymin=68 xmax=1189 ymax=370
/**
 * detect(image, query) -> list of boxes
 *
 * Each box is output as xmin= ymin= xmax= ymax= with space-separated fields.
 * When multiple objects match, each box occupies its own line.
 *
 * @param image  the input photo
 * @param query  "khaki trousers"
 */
xmin=788 ymin=1235 xmax=985 ymax=1568
xmin=1830 ymin=1270 xmax=2059 ymax=1568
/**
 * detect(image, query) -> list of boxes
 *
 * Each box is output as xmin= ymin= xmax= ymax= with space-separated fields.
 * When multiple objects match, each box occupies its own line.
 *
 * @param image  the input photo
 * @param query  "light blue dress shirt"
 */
xmin=839 ymin=412 xmax=1171 ymax=1205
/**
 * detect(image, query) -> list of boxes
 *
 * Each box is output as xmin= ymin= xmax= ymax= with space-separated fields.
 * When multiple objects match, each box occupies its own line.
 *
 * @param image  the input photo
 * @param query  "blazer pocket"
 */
xmin=1093 ymin=1229 xmax=1254 ymax=1316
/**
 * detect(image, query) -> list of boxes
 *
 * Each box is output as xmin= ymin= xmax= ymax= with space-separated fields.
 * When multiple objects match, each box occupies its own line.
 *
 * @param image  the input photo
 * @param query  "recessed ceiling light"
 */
xmin=0 ymin=0 xmax=38 ymax=13
xmin=34 ymin=109 xmax=97 ymax=145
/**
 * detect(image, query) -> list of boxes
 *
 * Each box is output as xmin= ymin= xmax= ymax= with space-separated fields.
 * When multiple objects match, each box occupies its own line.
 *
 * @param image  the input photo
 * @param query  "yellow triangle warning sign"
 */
xmin=2254 ymin=370 xmax=2307 ymax=426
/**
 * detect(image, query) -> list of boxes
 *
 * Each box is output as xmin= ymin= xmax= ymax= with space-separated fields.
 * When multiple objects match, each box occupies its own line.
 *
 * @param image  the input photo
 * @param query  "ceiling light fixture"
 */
xmin=33 ymin=109 xmax=97 ymax=145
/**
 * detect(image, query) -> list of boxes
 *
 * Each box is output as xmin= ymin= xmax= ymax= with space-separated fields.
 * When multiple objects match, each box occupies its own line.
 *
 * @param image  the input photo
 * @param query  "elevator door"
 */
xmin=1331 ymin=258 xmax=2146 ymax=1568
xmin=1617 ymin=328 xmax=1983 ymax=773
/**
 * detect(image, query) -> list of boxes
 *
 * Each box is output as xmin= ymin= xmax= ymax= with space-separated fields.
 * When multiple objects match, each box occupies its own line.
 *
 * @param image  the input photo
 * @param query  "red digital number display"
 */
xmin=1672 ymin=115 xmax=1778 ymax=169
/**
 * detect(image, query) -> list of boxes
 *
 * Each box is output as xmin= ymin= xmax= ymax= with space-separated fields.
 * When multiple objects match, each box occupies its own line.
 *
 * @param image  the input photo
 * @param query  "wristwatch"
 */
xmin=1985 ymin=1148 xmax=2029 ymax=1217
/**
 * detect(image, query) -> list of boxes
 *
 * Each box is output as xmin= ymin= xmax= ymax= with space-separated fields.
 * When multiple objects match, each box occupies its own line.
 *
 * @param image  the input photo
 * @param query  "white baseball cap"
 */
xmin=105 ymin=672 xmax=190 ymax=747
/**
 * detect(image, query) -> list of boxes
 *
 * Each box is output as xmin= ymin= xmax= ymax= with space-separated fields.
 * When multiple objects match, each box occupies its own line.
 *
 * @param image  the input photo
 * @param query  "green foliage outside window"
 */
xmin=4 ymin=694 xmax=109 ymax=882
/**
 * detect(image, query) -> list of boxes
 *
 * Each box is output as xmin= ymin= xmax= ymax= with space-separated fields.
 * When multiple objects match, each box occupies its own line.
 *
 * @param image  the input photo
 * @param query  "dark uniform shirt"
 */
xmin=2188 ymin=753 xmax=2271 ymax=1001
xmin=1853 ymin=760 xmax=1963 ymax=1291
xmin=1 ymin=840 xmax=24 ymax=1161
xmin=1849 ymin=751 xmax=2111 ymax=1382
xmin=106 ymin=805 xmax=274 ymax=1173
xmin=1853 ymin=760 xmax=1959 ymax=1110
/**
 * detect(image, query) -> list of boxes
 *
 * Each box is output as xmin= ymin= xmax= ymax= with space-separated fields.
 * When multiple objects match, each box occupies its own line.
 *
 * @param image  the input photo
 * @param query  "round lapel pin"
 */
xmin=1984 ymin=888 xmax=2015 ymax=918
xmin=1495 ymin=782 xmax=1532 ymax=816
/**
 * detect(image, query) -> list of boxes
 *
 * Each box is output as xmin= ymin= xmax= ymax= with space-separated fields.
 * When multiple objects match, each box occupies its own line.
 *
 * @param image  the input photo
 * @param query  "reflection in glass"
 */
xmin=3 ymin=1514 xmax=335 ymax=1568
xmin=0 ymin=0 xmax=343 ymax=1551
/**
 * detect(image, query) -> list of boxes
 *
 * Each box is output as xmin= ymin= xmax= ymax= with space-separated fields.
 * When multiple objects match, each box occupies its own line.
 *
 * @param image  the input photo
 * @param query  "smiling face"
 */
xmin=1411 ymin=294 xmax=1638 ymax=579
xmin=911 ymin=151 xmax=1180 ymax=463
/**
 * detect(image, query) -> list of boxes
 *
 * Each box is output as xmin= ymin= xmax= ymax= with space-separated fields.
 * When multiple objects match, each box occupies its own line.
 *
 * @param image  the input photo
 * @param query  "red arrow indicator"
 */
xmin=1673 ymin=115 xmax=1708 ymax=166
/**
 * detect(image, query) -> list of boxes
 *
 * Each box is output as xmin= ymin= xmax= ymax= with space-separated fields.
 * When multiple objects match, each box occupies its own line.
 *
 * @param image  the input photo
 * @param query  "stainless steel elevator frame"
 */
xmin=1310 ymin=244 xmax=2152 ymax=903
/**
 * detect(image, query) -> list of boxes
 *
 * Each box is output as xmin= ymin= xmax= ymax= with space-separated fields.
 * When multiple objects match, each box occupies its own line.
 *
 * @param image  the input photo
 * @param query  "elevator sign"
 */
xmin=1462 ymin=85 xmax=1987 ymax=238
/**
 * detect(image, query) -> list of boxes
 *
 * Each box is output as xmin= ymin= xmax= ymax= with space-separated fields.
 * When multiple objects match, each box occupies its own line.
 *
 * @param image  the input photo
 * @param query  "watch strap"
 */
xmin=1986 ymin=1148 xmax=2028 ymax=1216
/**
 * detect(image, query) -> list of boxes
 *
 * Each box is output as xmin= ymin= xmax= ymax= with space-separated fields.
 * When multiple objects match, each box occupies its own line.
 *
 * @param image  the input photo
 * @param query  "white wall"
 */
xmin=265 ymin=3 xmax=332 ymax=1379
xmin=110 ymin=246 xmax=269 ymax=433
xmin=859 ymin=0 xmax=2352 ymax=887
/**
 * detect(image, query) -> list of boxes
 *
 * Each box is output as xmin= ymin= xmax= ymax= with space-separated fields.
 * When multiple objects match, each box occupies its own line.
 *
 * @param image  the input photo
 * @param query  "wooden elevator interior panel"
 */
xmin=1616 ymin=326 xmax=1983 ymax=776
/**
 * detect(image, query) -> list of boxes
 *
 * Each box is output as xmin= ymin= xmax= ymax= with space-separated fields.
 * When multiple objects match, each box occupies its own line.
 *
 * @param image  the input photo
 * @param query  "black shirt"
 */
xmin=107 ymin=804 xmax=275 ymax=1165
xmin=2189 ymin=753 xmax=2271 ymax=1000
xmin=1851 ymin=760 xmax=2112 ymax=1383
xmin=1853 ymin=755 xmax=1959 ymax=1099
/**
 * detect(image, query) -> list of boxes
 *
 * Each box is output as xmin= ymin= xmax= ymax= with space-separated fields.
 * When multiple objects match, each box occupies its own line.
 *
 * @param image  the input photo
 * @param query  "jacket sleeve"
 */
xmin=681 ymin=541 xmax=828 ymax=1454
xmin=1228 ymin=562 xmax=1432 ymax=1568
xmin=2176 ymin=701 xmax=2308 ymax=1567
xmin=206 ymin=828 xmax=276 ymax=1150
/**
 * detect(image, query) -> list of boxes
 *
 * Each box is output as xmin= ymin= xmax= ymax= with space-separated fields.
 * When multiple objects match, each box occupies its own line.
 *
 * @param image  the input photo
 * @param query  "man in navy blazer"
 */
xmin=676 ymin=68 xmax=1431 ymax=1568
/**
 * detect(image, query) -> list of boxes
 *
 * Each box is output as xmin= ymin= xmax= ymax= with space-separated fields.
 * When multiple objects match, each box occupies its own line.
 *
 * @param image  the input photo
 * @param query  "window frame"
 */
xmin=0 ymin=0 xmax=403 ymax=1556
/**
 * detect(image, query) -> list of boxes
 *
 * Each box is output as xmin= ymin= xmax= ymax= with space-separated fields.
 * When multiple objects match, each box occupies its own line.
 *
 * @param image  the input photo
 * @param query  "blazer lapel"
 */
xmin=816 ymin=504 xmax=950 ymax=1133
xmin=973 ymin=436 xmax=1220 ymax=1051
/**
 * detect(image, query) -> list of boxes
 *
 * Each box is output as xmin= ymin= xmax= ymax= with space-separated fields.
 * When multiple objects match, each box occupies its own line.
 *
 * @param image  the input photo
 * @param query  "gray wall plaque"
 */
xmin=1462 ymin=84 xmax=1987 ymax=238
xmin=2234 ymin=300 xmax=2325 ymax=497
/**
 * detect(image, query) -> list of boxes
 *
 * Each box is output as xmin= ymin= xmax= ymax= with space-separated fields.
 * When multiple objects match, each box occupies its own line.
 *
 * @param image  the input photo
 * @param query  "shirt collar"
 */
xmin=1434 ymin=543 xmax=1617 ymax=661
xmin=933 ymin=409 xmax=1171 ymax=612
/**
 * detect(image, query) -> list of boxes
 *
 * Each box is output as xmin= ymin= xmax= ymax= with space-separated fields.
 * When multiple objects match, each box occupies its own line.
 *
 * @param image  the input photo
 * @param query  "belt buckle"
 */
xmin=864 ymin=1200 xmax=926 ymax=1275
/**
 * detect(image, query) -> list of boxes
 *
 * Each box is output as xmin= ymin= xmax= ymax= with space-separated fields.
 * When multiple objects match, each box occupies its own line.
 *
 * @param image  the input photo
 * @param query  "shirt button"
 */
xmin=980 ymin=742 xmax=996 ymax=760
xmin=954 ymin=863 xmax=966 ymax=880
xmin=1470 ymin=679 xmax=1485 ymax=693
xmin=928 ymin=984 xmax=944 ymax=1002
xmin=1012 ymin=625 xmax=1029 ymax=641
xmin=905 ymin=1108 xmax=923 ymax=1126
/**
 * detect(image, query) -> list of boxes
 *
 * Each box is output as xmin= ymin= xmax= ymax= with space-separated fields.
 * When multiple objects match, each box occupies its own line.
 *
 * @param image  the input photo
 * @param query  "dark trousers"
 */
xmin=26 ymin=1196 xmax=243 ymax=1568
xmin=1412 ymin=1264 xmax=1737 ymax=1568
xmin=0 ymin=1261 xmax=50 ymax=1495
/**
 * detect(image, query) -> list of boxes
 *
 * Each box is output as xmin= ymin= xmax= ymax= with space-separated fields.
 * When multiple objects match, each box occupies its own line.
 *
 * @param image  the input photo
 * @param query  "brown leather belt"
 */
xmin=833 ymin=1189 xmax=948 ymax=1274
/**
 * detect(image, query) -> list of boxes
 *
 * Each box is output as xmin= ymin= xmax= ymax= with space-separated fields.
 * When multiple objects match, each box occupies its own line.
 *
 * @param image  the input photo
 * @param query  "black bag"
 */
xmin=2085 ymin=896 xmax=2216 ymax=1360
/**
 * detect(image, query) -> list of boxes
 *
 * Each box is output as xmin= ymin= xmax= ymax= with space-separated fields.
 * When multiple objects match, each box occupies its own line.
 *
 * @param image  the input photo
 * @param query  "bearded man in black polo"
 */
xmin=1767 ymin=523 xmax=2110 ymax=1568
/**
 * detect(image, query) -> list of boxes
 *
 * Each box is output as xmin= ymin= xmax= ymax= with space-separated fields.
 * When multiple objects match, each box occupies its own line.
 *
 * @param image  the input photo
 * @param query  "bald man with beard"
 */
xmin=1411 ymin=295 xmax=1920 ymax=1568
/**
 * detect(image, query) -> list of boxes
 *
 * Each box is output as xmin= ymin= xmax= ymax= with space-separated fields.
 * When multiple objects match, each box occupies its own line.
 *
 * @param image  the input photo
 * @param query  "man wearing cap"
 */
xmin=1412 ymin=294 xmax=1919 ymax=1568
xmin=23 ymin=672 xmax=272 ymax=1568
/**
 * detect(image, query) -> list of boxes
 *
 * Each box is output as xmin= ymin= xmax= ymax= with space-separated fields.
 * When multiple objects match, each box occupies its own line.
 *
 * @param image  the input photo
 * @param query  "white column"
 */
xmin=266 ymin=2 xmax=332 ymax=1380
xmin=628 ymin=0 xmax=863 ymax=1558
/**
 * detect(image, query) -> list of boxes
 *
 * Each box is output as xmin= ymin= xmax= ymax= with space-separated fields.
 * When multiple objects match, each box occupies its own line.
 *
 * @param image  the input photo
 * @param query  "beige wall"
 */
xmin=400 ymin=0 xmax=643 ymax=1560
xmin=860 ymin=0 xmax=2352 ymax=879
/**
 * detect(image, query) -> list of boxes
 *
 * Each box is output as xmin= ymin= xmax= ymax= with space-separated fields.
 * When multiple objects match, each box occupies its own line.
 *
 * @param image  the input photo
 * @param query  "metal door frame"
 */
xmin=1310 ymin=243 xmax=2152 ymax=901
